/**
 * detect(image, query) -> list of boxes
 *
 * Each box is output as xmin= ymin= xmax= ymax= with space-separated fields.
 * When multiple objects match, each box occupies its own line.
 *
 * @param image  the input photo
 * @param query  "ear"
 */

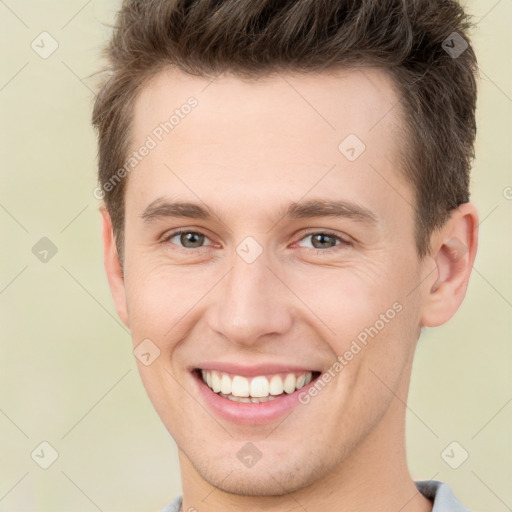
xmin=420 ymin=202 xmax=479 ymax=327
xmin=100 ymin=206 xmax=129 ymax=328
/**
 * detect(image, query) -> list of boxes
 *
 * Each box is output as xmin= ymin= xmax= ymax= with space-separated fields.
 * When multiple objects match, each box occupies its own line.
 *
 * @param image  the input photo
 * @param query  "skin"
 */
xmin=101 ymin=67 xmax=478 ymax=512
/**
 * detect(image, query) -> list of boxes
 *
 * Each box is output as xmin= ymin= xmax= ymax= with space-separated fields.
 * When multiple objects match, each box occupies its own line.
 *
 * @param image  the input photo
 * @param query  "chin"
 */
xmin=188 ymin=445 xmax=335 ymax=497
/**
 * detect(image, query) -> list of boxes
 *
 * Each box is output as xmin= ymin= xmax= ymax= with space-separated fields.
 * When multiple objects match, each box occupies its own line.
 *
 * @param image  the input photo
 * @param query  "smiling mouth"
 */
xmin=193 ymin=369 xmax=322 ymax=403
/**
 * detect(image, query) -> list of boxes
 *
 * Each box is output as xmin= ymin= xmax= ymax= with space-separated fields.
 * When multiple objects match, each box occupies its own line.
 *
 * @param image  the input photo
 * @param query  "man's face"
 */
xmin=113 ymin=67 xmax=428 ymax=495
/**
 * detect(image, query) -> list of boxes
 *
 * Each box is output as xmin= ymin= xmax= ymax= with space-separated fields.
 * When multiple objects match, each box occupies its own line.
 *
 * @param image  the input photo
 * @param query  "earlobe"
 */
xmin=100 ymin=206 xmax=130 ymax=328
xmin=420 ymin=203 xmax=479 ymax=327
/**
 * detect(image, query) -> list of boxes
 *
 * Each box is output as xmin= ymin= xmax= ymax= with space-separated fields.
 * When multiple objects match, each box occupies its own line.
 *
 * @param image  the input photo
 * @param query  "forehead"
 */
xmin=126 ymin=66 xmax=412 ymax=227
xmin=134 ymin=66 xmax=402 ymax=147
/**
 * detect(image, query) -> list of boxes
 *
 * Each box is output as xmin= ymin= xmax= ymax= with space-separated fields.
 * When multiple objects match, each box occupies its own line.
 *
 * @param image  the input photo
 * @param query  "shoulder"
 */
xmin=415 ymin=480 xmax=473 ymax=512
xmin=158 ymin=494 xmax=182 ymax=512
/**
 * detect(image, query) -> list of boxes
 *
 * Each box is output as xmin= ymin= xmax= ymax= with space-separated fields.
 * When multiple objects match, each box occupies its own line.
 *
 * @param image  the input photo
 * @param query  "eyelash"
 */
xmin=160 ymin=229 xmax=351 ymax=253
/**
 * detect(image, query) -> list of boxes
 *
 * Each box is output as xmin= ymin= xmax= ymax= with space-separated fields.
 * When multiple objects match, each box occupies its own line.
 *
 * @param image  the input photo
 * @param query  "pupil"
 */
xmin=181 ymin=232 xmax=203 ymax=248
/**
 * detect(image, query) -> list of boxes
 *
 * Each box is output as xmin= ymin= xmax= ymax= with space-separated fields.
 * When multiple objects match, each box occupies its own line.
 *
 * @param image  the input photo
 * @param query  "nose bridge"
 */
xmin=208 ymin=250 xmax=293 ymax=345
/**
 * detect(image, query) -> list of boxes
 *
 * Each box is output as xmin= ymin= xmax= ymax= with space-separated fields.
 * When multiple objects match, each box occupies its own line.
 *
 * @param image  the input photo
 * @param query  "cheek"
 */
xmin=287 ymin=262 xmax=403 ymax=337
xmin=287 ymin=261 xmax=417 ymax=387
xmin=123 ymin=260 xmax=216 ymax=345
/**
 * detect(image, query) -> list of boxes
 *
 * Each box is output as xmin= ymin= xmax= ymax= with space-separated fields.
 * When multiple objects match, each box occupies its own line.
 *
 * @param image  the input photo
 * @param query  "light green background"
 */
xmin=1 ymin=1 xmax=511 ymax=511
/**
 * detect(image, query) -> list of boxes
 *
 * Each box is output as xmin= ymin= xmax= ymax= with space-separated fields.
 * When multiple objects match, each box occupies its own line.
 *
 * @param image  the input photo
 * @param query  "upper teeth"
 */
xmin=201 ymin=370 xmax=313 ymax=398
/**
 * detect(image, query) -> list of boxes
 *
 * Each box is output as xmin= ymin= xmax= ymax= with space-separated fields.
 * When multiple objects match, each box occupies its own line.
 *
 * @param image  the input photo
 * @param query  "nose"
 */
xmin=206 ymin=251 xmax=294 ymax=347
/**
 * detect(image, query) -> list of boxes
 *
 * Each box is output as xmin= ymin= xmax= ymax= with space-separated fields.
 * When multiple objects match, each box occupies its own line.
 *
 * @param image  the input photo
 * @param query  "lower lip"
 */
xmin=192 ymin=371 xmax=319 ymax=426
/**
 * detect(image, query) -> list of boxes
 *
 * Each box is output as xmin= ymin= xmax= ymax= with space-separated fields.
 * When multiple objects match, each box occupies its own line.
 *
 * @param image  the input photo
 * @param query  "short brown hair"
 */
xmin=92 ymin=0 xmax=478 ymax=263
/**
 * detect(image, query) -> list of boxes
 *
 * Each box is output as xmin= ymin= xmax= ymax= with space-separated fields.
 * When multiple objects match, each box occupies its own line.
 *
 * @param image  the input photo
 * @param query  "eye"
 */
xmin=161 ymin=229 xmax=350 ymax=252
xmin=296 ymin=231 xmax=350 ymax=251
xmin=163 ymin=230 xmax=213 ymax=249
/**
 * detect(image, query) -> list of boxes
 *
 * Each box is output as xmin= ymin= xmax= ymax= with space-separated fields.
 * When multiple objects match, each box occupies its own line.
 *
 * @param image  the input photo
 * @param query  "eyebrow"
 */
xmin=141 ymin=197 xmax=378 ymax=226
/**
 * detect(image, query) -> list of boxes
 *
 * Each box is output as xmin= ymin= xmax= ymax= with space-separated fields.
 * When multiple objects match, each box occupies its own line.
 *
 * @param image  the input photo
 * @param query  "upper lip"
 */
xmin=192 ymin=362 xmax=320 ymax=377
